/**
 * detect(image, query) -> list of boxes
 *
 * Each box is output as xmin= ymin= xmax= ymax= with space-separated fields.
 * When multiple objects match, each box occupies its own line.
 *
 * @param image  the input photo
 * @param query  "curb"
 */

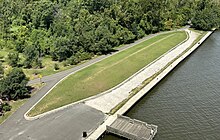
xmin=24 ymin=30 xmax=188 ymax=120
xmin=24 ymin=29 xmax=182 ymax=120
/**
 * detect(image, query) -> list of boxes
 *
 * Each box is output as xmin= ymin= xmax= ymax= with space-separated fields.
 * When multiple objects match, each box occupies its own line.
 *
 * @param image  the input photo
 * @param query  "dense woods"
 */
xmin=0 ymin=0 xmax=220 ymax=113
xmin=0 ymin=0 xmax=220 ymax=68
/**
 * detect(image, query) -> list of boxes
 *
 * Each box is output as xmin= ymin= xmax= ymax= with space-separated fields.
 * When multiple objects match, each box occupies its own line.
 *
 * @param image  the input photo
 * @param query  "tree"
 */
xmin=192 ymin=8 xmax=219 ymax=30
xmin=1 ymin=0 xmax=220 ymax=70
xmin=54 ymin=63 xmax=59 ymax=70
xmin=7 ymin=52 xmax=20 ymax=67
xmin=11 ymin=24 xmax=29 ymax=53
xmin=24 ymin=29 xmax=45 ymax=68
xmin=29 ymin=0 xmax=57 ymax=29
xmin=24 ymin=42 xmax=42 ymax=68
xmin=51 ymin=37 xmax=74 ymax=61
xmin=0 ymin=68 xmax=29 ymax=100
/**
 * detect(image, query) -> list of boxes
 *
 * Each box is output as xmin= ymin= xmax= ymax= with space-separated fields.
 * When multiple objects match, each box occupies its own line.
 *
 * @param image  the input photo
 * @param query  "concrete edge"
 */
xmin=86 ymin=30 xmax=214 ymax=140
xmin=24 ymin=30 xmax=188 ymax=121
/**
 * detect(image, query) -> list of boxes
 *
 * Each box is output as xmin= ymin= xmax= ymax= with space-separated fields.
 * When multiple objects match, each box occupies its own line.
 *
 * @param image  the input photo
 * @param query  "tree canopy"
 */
xmin=0 ymin=68 xmax=29 ymax=100
xmin=0 ymin=0 xmax=219 ymax=68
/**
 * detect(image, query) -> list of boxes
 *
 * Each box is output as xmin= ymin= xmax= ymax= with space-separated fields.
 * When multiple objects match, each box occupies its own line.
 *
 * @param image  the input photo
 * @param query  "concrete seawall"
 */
xmin=87 ymin=30 xmax=214 ymax=140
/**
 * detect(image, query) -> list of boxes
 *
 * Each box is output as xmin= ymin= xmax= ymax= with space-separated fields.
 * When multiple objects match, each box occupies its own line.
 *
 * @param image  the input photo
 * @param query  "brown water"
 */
xmin=103 ymin=30 xmax=220 ymax=140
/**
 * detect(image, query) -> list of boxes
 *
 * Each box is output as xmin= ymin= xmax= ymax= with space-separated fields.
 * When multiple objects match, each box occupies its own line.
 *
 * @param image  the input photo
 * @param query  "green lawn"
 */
xmin=28 ymin=31 xmax=187 ymax=116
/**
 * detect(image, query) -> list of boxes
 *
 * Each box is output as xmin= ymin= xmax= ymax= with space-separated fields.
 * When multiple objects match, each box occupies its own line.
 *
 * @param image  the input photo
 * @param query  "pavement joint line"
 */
xmin=24 ymin=30 xmax=183 ymax=120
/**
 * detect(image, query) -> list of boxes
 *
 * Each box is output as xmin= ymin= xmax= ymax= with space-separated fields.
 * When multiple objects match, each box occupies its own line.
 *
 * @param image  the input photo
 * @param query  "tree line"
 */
xmin=0 ymin=0 xmax=219 ymax=68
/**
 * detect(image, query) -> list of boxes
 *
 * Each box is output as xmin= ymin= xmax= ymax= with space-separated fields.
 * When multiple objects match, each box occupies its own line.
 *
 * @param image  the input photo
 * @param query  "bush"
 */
xmin=7 ymin=52 xmax=20 ymax=67
xmin=63 ymin=61 xmax=68 ymax=67
xmin=2 ymin=103 xmax=11 ymax=112
xmin=23 ymin=60 xmax=32 ymax=68
xmin=36 ymin=59 xmax=43 ymax=68
xmin=67 ymin=56 xmax=79 ymax=65
xmin=79 ymin=52 xmax=92 ymax=60
xmin=54 ymin=63 xmax=59 ymax=70
xmin=67 ymin=52 xmax=92 ymax=65
xmin=0 ymin=68 xmax=29 ymax=100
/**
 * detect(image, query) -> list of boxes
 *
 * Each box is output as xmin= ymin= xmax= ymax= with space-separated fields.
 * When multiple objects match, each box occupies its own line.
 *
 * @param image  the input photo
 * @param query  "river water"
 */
xmin=103 ymin=30 xmax=220 ymax=140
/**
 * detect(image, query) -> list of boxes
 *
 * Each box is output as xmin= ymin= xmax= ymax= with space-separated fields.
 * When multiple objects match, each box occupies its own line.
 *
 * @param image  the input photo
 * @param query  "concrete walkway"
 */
xmin=85 ymin=29 xmax=198 ymax=113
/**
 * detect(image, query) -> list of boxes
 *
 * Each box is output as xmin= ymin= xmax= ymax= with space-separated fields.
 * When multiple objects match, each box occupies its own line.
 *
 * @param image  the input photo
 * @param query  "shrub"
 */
xmin=63 ymin=61 xmax=68 ymax=67
xmin=67 ymin=52 xmax=92 ymax=65
xmin=54 ymin=63 xmax=59 ymax=70
xmin=36 ymin=59 xmax=43 ymax=68
xmin=2 ymin=103 xmax=11 ymax=112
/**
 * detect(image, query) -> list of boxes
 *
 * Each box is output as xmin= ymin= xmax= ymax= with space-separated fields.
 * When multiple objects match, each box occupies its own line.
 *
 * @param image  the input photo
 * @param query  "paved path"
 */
xmin=0 ymin=104 xmax=105 ymax=140
xmin=85 ymin=29 xmax=198 ymax=113
xmin=0 ymin=29 xmax=182 ymax=140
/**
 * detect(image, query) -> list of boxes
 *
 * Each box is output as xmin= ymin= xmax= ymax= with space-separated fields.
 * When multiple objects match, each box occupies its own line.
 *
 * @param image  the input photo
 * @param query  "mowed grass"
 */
xmin=28 ymin=31 xmax=187 ymax=116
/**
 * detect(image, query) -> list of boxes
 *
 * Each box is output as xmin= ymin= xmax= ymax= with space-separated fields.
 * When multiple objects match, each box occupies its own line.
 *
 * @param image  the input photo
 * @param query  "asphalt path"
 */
xmin=0 ymin=28 xmax=187 ymax=140
xmin=0 ymin=104 xmax=105 ymax=140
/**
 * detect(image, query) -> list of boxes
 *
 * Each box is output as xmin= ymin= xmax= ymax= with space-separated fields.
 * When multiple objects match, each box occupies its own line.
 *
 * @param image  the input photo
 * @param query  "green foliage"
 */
xmin=54 ymin=63 xmax=59 ymax=70
xmin=0 ymin=68 xmax=29 ymax=100
xmin=0 ymin=63 xmax=4 ymax=77
xmin=7 ymin=52 xmax=20 ymax=67
xmin=67 ymin=51 xmax=92 ymax=65
xmin=51 ymin=37 xmax=74 ymax=61
xmin=192 ymin=2 xmax=220 ymax=30
xmin=24 ymin=40 xmax=42 ymax=68
xmin=2 ymin=103 xmax=11 ymax=112
xmin=0 ymin=0 xmax=220 ymax=70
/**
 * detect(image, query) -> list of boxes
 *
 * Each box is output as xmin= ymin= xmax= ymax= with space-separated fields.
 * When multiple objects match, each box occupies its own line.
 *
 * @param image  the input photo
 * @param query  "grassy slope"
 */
xmin=28 ymin=31 xmax=187 ymax=116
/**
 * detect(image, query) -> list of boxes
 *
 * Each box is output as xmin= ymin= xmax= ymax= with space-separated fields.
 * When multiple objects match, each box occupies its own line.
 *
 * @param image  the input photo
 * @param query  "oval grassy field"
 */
xmin=29 ymin=31 xmax=187 ymax=116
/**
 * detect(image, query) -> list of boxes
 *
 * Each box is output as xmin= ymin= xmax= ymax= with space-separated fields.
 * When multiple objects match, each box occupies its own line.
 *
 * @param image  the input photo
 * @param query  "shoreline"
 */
xmin=87 ymin=30 xmax=214 ymax=140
